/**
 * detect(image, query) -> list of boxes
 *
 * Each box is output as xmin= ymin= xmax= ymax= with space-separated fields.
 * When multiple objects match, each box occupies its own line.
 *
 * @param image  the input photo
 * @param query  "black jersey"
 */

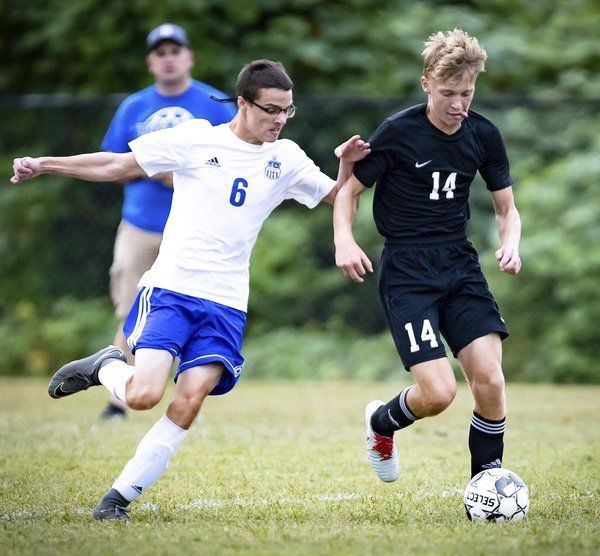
xmin=353 ymin=104 xmax=513 ymax=245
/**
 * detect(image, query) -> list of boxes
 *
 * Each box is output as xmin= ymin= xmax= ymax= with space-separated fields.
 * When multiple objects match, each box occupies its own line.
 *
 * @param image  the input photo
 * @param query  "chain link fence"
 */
xmin=0 ymin=94 xmax=597 ymax=378
xmin=1 ymin=94 xmax=597 ymax=302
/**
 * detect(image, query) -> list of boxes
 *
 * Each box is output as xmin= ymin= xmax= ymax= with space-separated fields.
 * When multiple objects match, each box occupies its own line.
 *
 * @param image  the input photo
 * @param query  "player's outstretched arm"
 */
xmin=491 ymin=187 xmax=522 ymax=274
xmin=333 ymin=174 xmax=373 ymax=283
xmin=322 ymin=135 xmax=371 ymax=205
xmin=10 ymin=152 xmax=145 ymax=185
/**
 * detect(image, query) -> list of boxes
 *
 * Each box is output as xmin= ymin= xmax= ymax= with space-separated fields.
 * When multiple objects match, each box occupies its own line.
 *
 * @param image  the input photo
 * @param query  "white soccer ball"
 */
xmin=463 ymin=468 xmax=529 ymax=523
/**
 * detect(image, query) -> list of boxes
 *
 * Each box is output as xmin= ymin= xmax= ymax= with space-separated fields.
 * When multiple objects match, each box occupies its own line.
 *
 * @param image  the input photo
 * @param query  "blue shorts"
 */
xmin=123 ymin=286 xmax=247 ymax=395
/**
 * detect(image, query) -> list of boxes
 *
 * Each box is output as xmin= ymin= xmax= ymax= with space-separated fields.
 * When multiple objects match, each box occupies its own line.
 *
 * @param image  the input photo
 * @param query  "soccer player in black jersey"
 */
xmin=333 ymin=29 xmax=522 ymax=482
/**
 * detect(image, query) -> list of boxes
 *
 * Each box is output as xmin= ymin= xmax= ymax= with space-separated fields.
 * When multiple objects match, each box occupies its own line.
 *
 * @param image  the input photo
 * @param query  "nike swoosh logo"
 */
xmin=53 ymin=382 xmax=66 ymax=397
xmin=92 ymin=347 xmax=116 ymax=367
xmin=415 ymin=160 xmax=431 ymax=168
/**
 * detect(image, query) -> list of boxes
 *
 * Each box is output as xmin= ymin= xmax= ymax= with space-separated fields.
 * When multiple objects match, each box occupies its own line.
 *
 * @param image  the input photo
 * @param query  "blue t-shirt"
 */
xmin=102 ymin=80 xmax=236 ymax=232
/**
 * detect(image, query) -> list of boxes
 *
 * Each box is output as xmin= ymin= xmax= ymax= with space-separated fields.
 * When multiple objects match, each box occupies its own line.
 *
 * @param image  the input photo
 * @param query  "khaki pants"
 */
xmin=109 ymin=220 xmax=163 ymax=319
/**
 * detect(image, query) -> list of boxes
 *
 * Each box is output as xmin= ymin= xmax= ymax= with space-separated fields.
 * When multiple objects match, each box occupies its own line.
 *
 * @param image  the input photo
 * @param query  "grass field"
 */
xmin=1 ymin=378 xmax=599 ymax=555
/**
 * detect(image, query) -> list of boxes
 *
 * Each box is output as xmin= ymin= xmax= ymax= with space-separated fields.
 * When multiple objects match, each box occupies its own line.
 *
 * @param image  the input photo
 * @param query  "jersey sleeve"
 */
xmin=129 ymin=120 xmax=199 ymax=176
xmin=352 ymin=119 xmax=399 ymax=188
xmin=101 ymin=102 xmax=131 ymax=153
xmin=479 ymin=126 xmax=513 ymax=191
xmin=284 ymin=144 xmax=335 ymax=209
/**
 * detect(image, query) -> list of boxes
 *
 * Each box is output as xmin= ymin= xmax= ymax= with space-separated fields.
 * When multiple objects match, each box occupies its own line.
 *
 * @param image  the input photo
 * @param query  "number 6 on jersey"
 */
xmin=230 ymin=177 xmax=248 ymax=207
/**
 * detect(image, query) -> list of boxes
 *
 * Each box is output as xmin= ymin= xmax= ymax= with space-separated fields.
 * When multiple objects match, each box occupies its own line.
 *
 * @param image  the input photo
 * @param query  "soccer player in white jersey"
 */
xmin=11 ymin=60 xmax=370 ymax=521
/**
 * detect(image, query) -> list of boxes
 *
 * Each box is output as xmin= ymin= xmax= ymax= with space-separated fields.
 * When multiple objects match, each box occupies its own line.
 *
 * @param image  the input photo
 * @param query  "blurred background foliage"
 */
xmin=0 ymin=0 xmax=598 ymax=382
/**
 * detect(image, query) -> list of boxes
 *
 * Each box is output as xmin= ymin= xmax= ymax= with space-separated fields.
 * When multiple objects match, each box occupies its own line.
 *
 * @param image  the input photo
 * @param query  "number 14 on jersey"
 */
xmin=429 ymin=172 xmax=457 ymax=200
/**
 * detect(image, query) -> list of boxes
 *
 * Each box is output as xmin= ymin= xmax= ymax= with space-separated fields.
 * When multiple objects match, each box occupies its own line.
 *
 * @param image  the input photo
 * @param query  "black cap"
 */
xmin=146 ymin=23 xmax=190 ymax=52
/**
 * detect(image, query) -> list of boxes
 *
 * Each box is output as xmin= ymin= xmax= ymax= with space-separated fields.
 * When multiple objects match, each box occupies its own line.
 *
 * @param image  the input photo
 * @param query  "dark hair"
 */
xmin=236 ymin=60 xmax=293 ymax=100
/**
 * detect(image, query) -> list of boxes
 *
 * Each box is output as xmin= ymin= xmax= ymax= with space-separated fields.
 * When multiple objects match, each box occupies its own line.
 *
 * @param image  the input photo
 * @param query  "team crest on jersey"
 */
xmin=264 ymin=156 xmax=282 ymax=180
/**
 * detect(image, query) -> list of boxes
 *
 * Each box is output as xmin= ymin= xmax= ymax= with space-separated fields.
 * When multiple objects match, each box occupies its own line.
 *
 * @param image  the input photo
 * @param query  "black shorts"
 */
xmin=379 ymin=240 xmax=508 ymax=370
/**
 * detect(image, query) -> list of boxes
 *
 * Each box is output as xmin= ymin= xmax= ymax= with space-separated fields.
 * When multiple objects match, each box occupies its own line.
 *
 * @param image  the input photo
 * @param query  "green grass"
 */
xmin=1 ymin=378 xmax=599 ymax=555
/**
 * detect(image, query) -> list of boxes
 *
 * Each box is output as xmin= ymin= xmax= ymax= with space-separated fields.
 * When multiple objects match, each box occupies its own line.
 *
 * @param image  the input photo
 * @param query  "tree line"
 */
xmin=0 ymin=0 xmax=598 ymax=382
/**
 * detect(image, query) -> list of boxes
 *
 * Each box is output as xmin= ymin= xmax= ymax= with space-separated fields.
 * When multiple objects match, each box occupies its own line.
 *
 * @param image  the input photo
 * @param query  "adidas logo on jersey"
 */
xmin=205 ymin=156 xmax=220 ymax=167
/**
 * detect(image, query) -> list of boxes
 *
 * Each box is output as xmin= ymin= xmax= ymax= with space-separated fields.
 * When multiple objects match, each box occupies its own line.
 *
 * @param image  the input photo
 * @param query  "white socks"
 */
xmin=98 ymin=359 xmax=134 ymax=402
xmin=112 ymin=415 xmax=187 ymax=502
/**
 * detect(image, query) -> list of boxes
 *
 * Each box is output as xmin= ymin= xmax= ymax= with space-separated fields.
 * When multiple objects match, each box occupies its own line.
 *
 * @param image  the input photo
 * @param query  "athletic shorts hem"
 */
xmin=450 ymin=326 xmax=509 ymax=358
xmin=401 ymin=348 xmax=448 ymax=372
xmin=130 ymin=342 xmax=179 ymax=358
xmin=176 ymin=354 xmax=243 ymax=396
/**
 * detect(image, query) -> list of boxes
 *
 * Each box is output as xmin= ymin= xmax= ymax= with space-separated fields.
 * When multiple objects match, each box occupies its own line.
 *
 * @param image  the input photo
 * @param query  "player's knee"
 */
xmin=126 ymin=387 xmax=163 ymax=410
xmin=425 ymin=383 xmax=456 ymax=415
xmin=472 ymin=367 xmax=505 ymax=398
xmin=174 ymin=389 xmax=207 ymax=414
xmin=168 ymin=391 xmax=206 ymax=428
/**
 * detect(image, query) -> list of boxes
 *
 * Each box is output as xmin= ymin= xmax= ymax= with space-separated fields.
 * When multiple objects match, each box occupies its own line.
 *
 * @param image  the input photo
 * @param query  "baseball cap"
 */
xmin=146 ymin=23 xmax=190 ymax=52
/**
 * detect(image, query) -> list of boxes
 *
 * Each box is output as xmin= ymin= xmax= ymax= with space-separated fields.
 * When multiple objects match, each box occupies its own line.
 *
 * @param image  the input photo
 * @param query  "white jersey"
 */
xmin=129 ymin=119 xmax=335 ymax=312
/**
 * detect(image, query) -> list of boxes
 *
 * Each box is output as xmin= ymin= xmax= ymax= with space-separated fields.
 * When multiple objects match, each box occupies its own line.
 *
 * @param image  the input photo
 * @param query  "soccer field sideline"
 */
xmin=1 ymin=489 xmax=465 ymax=523
xmin=2 ymin=486 xmax=471 ymax=521
xmin=1 ymin=378 xmax=599 ymax=555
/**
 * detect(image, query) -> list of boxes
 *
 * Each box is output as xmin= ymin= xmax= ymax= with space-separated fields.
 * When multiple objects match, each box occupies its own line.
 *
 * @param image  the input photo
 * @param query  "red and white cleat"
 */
xmin=365 ymin=400 xmax=399 ymax=482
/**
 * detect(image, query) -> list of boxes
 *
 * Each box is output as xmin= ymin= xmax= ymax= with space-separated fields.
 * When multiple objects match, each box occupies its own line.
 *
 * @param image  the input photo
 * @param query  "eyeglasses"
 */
xmin=244 ymin=97 xmax=297 ymax=118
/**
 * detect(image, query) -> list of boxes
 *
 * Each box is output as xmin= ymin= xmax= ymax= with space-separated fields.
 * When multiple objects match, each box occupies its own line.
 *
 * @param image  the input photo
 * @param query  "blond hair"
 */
xmin=422 ymin=29 xmax=487 ymax=82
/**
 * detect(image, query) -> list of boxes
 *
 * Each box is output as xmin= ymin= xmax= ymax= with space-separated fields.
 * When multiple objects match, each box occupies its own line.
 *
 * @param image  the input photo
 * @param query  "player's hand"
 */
xmin=335 ymin=239 xmax=373 ymax=282
xmin=334 ymin=135 xmax=371 ymax=162
xmin=10 ymin=157 xmax=42 ymax=184
xmin=495 ymin=246 xmax=522 ymax=274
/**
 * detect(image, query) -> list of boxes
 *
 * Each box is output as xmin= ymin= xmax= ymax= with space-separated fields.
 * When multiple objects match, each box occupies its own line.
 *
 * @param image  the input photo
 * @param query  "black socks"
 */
xmin=371 ymin=391 xmax=506 ymax=478
xmin=371 ymin=387 xmax=419 ymax=437
xmin=469 ymin=411 xmax=505 ymax=477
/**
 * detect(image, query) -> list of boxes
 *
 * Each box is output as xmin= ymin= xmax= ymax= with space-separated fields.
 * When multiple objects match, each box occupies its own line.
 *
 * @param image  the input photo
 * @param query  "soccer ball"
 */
xmin=463 ymin=468 xmax=529 ymax=523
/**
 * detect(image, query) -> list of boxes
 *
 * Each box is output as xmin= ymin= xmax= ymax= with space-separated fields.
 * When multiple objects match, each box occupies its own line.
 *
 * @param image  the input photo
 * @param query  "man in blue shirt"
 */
xmin=100 ymin=23 xmax=236 ymax=419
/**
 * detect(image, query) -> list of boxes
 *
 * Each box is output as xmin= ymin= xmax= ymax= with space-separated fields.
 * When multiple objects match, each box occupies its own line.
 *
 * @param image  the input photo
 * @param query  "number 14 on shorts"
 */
xmin=404 ymin=319 xmax=439 ymax=353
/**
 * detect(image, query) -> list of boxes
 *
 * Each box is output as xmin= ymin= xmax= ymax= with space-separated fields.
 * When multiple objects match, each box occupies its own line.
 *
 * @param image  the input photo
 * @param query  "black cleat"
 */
xmin=48 ymin=345 xmax=126 ymax=399
xmin=92 ymin=489 xmax=131 ymax=521
xmin=99 ymin=401 xmax=128 ymax=421
xmin=93 ymin=503 xmax=130 ymax=521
